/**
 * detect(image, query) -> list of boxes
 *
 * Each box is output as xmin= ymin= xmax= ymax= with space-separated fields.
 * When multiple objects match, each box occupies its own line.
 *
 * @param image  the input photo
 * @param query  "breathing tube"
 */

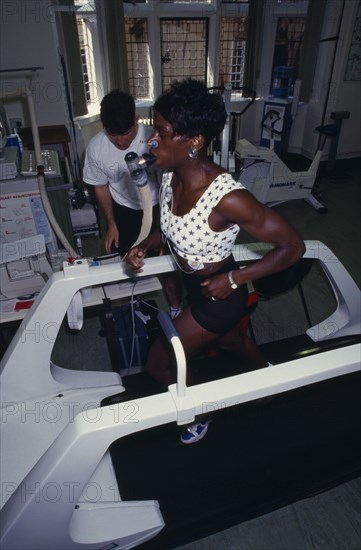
xmin=25 ymin=89 xmax=78 ymax=258
xmin=124 ymin=151 xmax=157 ymax=248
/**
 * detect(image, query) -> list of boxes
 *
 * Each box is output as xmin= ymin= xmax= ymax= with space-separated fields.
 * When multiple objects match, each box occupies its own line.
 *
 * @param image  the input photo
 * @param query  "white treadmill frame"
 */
xmin=1 ymin=241 xmax=360 ymax=550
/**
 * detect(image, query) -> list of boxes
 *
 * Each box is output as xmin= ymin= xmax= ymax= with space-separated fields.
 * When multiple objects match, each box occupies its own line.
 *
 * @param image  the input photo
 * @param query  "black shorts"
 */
xmin=111 ymin=201 xmax=159 ymax=256
xmin=181 ymin=257 xmax=248 ymax=334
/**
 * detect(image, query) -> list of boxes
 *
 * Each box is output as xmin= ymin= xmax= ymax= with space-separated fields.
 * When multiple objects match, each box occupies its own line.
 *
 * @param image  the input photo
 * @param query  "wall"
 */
xmin=0 ymin=0 xmax=67 ymax=128
xmin=304 ymin=0 xmax=360 ymax=159
xmin=299 ymin=0 xmax=361 ymax=159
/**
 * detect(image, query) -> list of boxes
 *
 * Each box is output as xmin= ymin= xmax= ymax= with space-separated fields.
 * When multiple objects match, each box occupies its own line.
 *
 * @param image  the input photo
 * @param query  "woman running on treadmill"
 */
xmin=126 ymin=78 xmax=305 ymax=444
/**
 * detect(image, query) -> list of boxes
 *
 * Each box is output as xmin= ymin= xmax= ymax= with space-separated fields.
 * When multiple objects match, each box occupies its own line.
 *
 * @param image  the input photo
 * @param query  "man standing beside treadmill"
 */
xmin=83 ymin=90 xmax=182 ymax=316
xmin=83 ymin=90 xmax=160 ymax=256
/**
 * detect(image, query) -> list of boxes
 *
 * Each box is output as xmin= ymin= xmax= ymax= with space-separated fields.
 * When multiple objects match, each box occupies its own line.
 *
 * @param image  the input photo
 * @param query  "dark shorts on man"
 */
xmin=111 ymin=201 xmax=159 ymax=256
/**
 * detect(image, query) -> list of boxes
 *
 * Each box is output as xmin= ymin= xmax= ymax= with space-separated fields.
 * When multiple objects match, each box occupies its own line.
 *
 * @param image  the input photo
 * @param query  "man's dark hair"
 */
xmin=153 ymin=79 xmax=227 ymax=146
xmin=100 ymin=90 xmax=135 ymax=134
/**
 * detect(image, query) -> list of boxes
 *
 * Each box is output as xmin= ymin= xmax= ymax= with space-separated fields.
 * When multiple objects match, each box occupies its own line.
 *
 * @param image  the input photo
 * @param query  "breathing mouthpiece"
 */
xmin=125 ymin=151 xmax=156 ymax=172
xmin=142 ymin=153 xmax=156 ymax=166
xmin=149 ymin=140 xmax=159 ymax=149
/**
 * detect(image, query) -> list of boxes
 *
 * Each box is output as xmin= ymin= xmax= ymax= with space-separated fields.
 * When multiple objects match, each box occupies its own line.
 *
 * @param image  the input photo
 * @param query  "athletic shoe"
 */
xmin=180 ymin=421 xmax=209 ymax=444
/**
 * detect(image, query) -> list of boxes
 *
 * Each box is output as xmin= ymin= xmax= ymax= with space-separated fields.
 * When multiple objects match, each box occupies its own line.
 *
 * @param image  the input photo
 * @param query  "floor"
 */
xmin=1 ymin=157 xmax=360 ymax=549
xmin=174 ymin=478 xmax=361 ymax=550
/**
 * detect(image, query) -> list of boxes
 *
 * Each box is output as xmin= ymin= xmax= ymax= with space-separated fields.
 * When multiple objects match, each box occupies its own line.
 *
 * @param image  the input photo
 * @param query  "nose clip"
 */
xmin=148 ymin=139 xmax=159 ymax=149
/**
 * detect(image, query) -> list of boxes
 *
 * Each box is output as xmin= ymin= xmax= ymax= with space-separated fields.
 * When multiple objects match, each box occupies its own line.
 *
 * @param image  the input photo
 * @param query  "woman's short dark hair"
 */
xmin=100 ymin=90 xmax=135 ymax=134
xmin=153 ymin=79 xmax=227 ymax=146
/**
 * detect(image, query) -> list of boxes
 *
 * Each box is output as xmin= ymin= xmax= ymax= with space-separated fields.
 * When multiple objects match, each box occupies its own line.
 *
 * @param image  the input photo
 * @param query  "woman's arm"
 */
xmin=201 ymin=189 xmax=305 ymax=299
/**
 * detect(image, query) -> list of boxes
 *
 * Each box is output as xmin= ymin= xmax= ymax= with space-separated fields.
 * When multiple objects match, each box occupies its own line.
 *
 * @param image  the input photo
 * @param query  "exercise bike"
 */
xmin=207 ymin=83 xmax=256 ymax=172
xmin=235 ymin=109 xmax=328 ymax=213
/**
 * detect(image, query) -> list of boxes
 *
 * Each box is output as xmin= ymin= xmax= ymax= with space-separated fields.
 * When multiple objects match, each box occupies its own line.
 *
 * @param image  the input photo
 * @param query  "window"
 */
xmin=125 ymin=18 xmax=150 ymax=99
xmin=77 ymin=17 xmax=97 ymax=103
xmin=74 ymin=0 xmax=104 ymax=113
xmin=218 ymin=17 xmax=247 ymax=87
xmin=159 ymin=0 xmax=211 ymax=3
xmin=160 ymin=18 xmax=208 ymax=89
xmin=68 ymin=0 xmax=291 ymax=116
xmin=270 ymin=16 xmax=307 ymax=97
xmin=72 ymin=0 xmax=253 ymax=108
xmin=125 ymin=16 xmax=210 ymax=98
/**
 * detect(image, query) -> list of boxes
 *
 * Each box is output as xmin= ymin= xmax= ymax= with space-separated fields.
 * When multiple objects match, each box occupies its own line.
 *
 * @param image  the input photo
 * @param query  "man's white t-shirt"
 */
xmin=83 ymin=123 xmax=160 ymax=209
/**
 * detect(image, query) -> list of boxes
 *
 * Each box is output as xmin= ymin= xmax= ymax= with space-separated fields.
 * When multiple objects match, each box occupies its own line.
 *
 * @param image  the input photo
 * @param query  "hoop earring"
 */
xmin=188 ymin=147 xmax=198 ymax=160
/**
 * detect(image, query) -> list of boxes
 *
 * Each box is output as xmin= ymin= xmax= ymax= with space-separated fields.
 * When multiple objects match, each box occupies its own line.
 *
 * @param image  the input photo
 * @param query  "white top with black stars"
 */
xmin=160 ymin=171 xmax=245 ymax=265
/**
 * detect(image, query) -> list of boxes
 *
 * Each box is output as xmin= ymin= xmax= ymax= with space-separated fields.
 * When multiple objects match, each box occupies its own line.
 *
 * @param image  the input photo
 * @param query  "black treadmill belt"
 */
xmin=109 ymin=371 xmax=361 ymax=549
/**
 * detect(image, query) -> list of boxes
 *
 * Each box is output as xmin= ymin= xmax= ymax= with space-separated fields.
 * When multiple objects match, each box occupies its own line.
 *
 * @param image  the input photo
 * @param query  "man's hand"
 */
xmin=105 ymin=223 xmax=119 ymax=254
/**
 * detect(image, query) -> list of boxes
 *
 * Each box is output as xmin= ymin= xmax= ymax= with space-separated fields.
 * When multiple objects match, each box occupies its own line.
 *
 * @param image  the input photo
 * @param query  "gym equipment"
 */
xmin=271 ymin=65 xmax=294 ymax=99
xmin=1 ymin=240 xmax=360 ymax=549
xmin=208 ymin=84 xmax=256 ymax=171
xmin=322 ymin=110 xmax=352 ymax=181
xmin=0 ymin=234 xmax=53 ymax=299
xmin=259 ymin=98 xmax=294 ymax=158
xmin=235 ymin=108 xmax=329 ymax=213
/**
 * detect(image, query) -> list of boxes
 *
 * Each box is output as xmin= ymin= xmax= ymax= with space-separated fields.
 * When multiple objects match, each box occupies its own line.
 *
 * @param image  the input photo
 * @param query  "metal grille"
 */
xmin=218 ymin=17 xmax=247 ymax=87
xmin=160 ymin=18 xmax=208 ymax=90
xmin=125 ymin=18 xmax=150 ymax=99
xmin=77 ymin=18 xmax=96 ymax=103
xmin=159 ymin=0 xmax=211 ymax=3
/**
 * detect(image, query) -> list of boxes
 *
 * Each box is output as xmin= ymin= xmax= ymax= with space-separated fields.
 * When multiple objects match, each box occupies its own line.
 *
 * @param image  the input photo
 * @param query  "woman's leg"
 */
xmin=161 ymin=271 xmax=183 ymax=314
xmin=217 ymin=322 xmax=268 ymax=370
xmin=146 ymin=305 xmax=268 ymax=387
xmin=145 ymin=304 xmax=267 ymax=444
xmin=145 ymin=306 xmax=219 ymax=443
xmin=145 ymin=305 xmax=220 ymax=387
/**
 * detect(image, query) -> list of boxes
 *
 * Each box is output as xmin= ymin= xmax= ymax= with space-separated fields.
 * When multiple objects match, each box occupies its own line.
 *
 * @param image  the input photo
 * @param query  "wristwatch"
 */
xmin=227 ymin=270 xmax=238 ymax=290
